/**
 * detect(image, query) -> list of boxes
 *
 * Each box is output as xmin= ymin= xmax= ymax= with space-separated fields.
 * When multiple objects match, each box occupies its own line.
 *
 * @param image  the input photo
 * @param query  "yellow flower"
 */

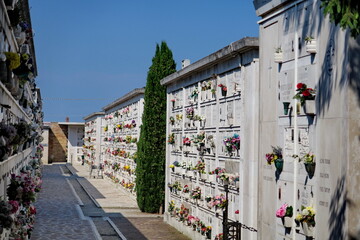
xmin=295 ymin=213 xmax=303 ymax=221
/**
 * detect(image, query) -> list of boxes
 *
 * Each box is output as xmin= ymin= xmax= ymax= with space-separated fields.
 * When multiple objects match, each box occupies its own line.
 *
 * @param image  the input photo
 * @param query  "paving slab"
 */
xmin=30 ymin=164 xmax=98 ymax=240
xmin=68 ymin=163 xmax=190 ymax=240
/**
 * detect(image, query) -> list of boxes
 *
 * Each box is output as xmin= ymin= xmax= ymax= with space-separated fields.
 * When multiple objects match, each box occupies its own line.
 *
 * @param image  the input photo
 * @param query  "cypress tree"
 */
xmin=136 ymin=42 xmax=176 ymax=213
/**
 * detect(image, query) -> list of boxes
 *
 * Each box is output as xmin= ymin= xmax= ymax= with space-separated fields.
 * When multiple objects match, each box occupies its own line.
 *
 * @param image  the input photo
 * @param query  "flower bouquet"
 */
xmin=302 ymin=153 xmax=316 ymax=178
xmin=218 ymin=84 xmax=227 ymax=97
xmin=295 ymin=206 xmax=316 ymax=237
xmin=265 ymin=146 xmax=283 ymax=172
xmin=276 ymin=203 xmax=293 ymax=228
xmin=167 ymin=133 xmax=175 ymax=145
xmin=293 ymin=83 xmax=316 ymax=106
xmin=223 ymin=134 xmax=240 ymax=156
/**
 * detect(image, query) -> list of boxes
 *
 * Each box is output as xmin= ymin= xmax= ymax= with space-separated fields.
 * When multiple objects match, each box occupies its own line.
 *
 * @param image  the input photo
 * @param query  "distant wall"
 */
xmin=49 ymin=123 xmax=68 ymax=163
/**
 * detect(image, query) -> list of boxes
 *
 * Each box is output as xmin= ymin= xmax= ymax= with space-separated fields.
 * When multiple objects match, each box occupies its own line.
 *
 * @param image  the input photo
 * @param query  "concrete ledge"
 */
xmin=160 ymin=37 xmax=258 ymax=86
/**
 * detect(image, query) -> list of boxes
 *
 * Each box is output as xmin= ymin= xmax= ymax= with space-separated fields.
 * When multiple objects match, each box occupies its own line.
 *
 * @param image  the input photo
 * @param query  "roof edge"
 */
xmin=83 ymin=112 xmax=105 ymax=121
xmin=102 ymin=87 xmax=145 ymax=111
xmin=160 ymin=37 xmax=259 ymax=86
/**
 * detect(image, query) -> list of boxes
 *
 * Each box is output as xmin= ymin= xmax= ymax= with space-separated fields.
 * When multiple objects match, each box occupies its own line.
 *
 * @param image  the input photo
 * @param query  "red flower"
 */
xmin=297 ymin=83 xmax=305 ymax=89
xmin=223 ymin=87 xmax=227 ymax=91
xmin=235 ymin=210 xmax=240 ymax=214
xmin=29 ymin=205 xmax=37 ymax=215
xmin=302 ymin=90 xmax=311 ymax=97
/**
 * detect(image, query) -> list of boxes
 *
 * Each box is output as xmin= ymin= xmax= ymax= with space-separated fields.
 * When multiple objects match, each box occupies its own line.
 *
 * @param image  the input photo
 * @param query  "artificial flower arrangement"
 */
xmin=177 ymin=204 xmax=189 ymax=222
xmin=302 ymin=153 xmax=315 ymax=163
xmin=192 ymin=131 xmax=206 ymax=147
xmin=185 ymin=107 xmax=195 ymax=119
xmin=176 ymin=114 xmax=183 ymax=121
xmin=183 ymin=185 xmax=190 ymax=193
xmin=168 ymin=133 xmax=175 ymax=145
xmin=190 ymin=186 xmax=202 ymax=200
xmin=293 ymin=83 xmax=316 ymax=106
xmin=205 ymin=195 xmax=212 ymax=202
xmin=183 ymin=137 xmax=191 ymax=146
xmin=302 ymin=153 xmax=316 ymax=178
xmin=218 ymin=84 xmax=227 ymax=92
xmin=295 ymin=206 xmax=316 ymax=227
xmin=169 ymin=116 xmax=175 ymax=125
xmin=276 ymin=203 xmax=293 ymax=227
xmin=168 ymin=200 xmax=175 ymax=213
xmin=201 ymin=81 xmax=212 ymax=91
xmin=218 ymin=172 xmax=239 ymax=185
xmin=276 ymin=203 xmax=293 ymax=218
xmin=223 ymin=134 xmax=240 ymax=154
xmin=171 ymin=181 xmax=182 ymax=193
xmin=193 ymin=161 xmax=206 ymax=174
xmin=211 ymin=194 xmax=227 ymax=210
xmin=122 ymin=107 xmax=130 ymax=115
xmin=173 ymin=161 xmax=181 ymax=168
xmin=190 ymin=87 xmax=199 ymax=99
xmin=125 ymin=135 xmax=132 ymax=144
xmin=209 ymin=167 xmax=226 ymax=176
xmin=193 ymin=114 xmax=205 ymax=122
xmin=215 ymin=233 xmax=224 ymax=240
xmin=265 ymin=146 xmax=283 ymax=167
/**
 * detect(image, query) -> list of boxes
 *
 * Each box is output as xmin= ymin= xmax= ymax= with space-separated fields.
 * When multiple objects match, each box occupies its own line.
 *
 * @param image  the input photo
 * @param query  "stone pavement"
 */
xmin=31 ymin=163 xmax=190 ymax=240
xmin=31 ymin=164 xmax=98 ymax=240
xmin=67 ymin=163 xmax=190 ymax=240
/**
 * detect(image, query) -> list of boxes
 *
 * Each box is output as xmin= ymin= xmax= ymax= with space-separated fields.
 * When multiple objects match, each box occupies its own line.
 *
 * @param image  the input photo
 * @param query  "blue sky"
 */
xmin=29 ymin=0 xmax=260 ymax=122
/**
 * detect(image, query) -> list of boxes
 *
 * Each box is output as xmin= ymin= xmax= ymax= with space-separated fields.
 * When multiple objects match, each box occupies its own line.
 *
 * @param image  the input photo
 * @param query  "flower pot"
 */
xmin=302 ymin=222 xmax=314 ymax=237
xmin=282 ymin=216 xmax=293 ymax=228
xmin=304 ymin=100 xmax=316 ymax=115
xmin=274 ymin=158 xmax=284 ymax=172
xmin=274 ymin=52 xmax=283 ymax=63
xmin=221 ymin=89 xmax=227 ymax=97
xmin=304 ymin=162 xmax=316 ymax=178
xmin=206 ymin=231 xmax=212 ymax=239
xmin=283 ymin=102 xmax=290 ymax=115
xmin=306 ymin=40 xmax=317 ymax=54
xmin=172 ymin=101 xmax=175 ymax=108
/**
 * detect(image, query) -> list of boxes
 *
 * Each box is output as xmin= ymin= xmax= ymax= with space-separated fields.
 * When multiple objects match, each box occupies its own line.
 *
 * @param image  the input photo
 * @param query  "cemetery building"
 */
xmin=253 ymin=0 xmax=360 ymax=239
xmin=161 ymin=37 xmax=259 ymax=240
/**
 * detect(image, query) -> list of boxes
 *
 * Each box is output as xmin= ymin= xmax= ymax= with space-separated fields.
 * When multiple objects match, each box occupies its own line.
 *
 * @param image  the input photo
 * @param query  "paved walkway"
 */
xmin=31 ymin=164 xmax=98 ymax=240
xmin=30 ymin=163 xmax=190 ymax=240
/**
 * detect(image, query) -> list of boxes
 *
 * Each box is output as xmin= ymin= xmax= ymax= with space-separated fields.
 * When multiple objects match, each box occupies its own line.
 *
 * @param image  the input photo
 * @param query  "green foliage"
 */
xmin=321 ymin=0 xmax=360 ymax=38
xmin=136 ymin=41 xmax=176 ymax=213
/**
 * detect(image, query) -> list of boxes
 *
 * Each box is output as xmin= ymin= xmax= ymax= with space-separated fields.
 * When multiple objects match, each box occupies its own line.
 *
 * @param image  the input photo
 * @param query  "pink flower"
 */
xmin=276 ymin=204 xmax=287 ymax=218
xmin=8 ymin=200 xmax=19 ymax=214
